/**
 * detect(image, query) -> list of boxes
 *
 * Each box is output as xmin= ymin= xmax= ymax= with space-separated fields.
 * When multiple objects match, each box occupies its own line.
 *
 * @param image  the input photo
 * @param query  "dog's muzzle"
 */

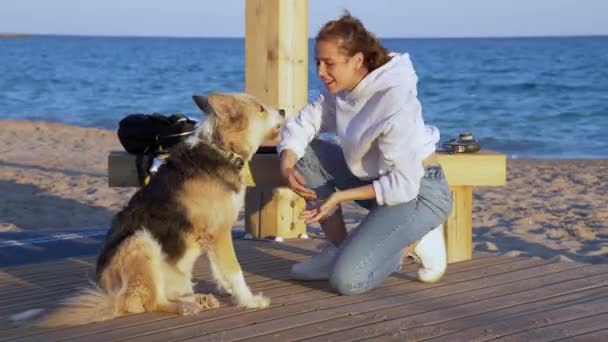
xmin=278 ymin=109 xmax=286 ymax=118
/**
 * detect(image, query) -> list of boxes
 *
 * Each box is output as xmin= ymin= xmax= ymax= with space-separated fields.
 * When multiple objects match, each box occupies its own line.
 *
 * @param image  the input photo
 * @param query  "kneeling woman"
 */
xmin=278 ymin=13 xmax=452 ymax=295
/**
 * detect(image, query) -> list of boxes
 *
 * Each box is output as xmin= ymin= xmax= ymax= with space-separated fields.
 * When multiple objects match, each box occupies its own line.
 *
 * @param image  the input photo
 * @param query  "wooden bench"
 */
xmin=108 ymin=150 xmax=506 ymax=263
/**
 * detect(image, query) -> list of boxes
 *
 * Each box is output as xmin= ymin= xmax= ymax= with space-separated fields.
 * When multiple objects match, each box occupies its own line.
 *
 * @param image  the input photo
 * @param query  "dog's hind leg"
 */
xmin=127 ymin=260 xmax=203 ymax=315
xmin=208 ymin=228 xmax=270 ymax=309
xmin=111 ymin=231 xmax=203 ymax=316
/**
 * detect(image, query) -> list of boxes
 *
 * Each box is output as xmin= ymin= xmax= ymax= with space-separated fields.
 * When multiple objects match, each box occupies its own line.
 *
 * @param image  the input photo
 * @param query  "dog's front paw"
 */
xmin=176 ymin=301 xmax=202 ymax=316
xmin=195 ymin=293 xmax=220 ymax=309
xmin=237 ymin=293 xmax=270 ymax=309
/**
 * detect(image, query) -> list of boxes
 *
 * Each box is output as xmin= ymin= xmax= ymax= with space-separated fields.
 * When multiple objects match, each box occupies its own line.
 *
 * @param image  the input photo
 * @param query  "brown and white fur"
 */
xmin=11 ymin=93 xmax=284 ymax=327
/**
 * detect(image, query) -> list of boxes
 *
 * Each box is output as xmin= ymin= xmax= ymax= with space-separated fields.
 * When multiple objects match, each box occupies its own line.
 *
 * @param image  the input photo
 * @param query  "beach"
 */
xmin=1 ymin=119 xmax=606 ymax=263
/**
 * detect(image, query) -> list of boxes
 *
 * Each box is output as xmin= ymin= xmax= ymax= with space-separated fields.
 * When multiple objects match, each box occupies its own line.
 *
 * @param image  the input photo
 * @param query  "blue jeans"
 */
xmin=296 ymin=139 xmax=453 ymax=295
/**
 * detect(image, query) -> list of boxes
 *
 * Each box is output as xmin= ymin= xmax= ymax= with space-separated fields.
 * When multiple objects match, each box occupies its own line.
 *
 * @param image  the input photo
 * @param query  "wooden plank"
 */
xmin=0 ymin=267 xmax=94 ymax=295
xmin=559 ymin=328 xmax=608 ymax=341
xmin=0 ymin=251 xmax=316 ymax=315
xmin=0 ymin=240 xmax=325 ymax=315
xmin=1 ymin=248 xmax=311 ymax=298
xmin=215 ymin=260 xmax=590 ymax=342
xmin=0 ymin=239 xmax=473 ymax=308
xmin=1 ymin=256 xmax=96 ymax=277
xmin=107 ymin=151 xmax=258 ymax=188
xmin=0 ymin=239 xmax=327 ymax=338
xmin=0 ymin=240 xmax=321 ymax=301
xmin=107 ymin=151 xmax=509 ymax=188
xmin=293 ymin=265 xmax=608 ymax=341
xmin=0 ymin=238 xmax=321 ymax=286
xmin=2 ymin=257 xmax=487 ymax=340
xmin=0 ymin=262 xmax=304 ymax=314
xmin=458 ymin=306 xmax=608 ymax=342
xmin=445 ymin=186 xmax=473 ymax=263
xmin=13 ymin=255 xmax=513 ymax=341
xmin=437 ymin=151 xmax=507 ymax=187
xmin=0 ymin=270 xmax=330 ymax=341
xmin=376 ymin=283 xmax=608 ymax=341
xmin=114 ymin=258 xmax=548 ymax=341
xmin=6 ymin=277 xmax=331 ymax=341
xmin=0 ymin=252 xmax=499 ymax=335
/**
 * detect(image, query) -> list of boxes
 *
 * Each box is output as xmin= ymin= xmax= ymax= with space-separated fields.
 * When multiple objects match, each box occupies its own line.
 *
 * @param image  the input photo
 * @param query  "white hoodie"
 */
xmin=278 ymin=53 xmax=440 ymax=206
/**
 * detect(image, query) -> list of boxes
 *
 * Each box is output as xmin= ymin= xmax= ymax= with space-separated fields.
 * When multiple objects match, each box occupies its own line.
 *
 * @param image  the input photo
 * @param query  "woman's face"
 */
xmin=315 ymin=39 xmax=364 ymax=93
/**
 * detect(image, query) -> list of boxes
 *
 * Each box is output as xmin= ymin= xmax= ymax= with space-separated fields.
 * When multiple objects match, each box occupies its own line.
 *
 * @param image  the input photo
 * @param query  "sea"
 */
xmin=1 ymin=35 xmax=607 ymax=159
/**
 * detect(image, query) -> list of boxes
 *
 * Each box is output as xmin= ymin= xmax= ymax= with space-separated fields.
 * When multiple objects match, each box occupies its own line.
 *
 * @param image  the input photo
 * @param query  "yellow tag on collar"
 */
xmin=241 ymin=162 xmax=255 ymax=187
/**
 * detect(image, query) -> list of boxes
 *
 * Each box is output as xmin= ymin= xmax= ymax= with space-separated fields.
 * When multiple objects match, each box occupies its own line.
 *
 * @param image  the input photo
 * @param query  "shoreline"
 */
xmin=1 ymin=119 xmax=606 ymax=263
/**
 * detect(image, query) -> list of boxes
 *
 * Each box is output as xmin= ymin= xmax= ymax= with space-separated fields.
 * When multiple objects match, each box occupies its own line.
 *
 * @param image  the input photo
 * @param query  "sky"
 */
xmin=1 ymin=0 xmax=607 ymax=38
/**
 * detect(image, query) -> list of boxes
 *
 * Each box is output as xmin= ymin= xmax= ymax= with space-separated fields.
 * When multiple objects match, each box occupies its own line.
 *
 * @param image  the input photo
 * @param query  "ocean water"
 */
xmin=1 ymin=35 xmax=607 ymax=159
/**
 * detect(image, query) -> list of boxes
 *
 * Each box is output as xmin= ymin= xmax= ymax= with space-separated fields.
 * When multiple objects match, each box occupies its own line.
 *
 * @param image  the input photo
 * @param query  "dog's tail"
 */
xmin=10 ymin=282 xmax=127 ymax=328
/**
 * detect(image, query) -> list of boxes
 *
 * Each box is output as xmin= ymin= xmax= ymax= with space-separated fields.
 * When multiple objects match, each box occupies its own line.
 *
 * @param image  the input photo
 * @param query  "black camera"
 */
xmin=440 ymin=132 xmax=481 ymax=154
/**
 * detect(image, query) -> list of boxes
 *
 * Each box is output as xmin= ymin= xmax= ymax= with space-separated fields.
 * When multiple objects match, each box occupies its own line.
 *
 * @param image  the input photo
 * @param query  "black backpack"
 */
xmin=117 ymin=113 xmax=197 ymax=154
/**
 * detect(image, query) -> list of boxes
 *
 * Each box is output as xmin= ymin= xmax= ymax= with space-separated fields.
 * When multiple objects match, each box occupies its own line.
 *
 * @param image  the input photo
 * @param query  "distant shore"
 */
xmin=0 ymin=33 xmax=31 ymax=39
xmin=1 ymin=119 xmax=606 ymax=264
xmin=1 ymin=33 xmax=606 ymax=40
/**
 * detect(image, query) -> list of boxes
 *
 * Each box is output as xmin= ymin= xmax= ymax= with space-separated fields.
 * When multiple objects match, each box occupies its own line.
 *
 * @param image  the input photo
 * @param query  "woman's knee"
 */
xmin=329 ymin=246 xmax=405 ymax=296
xmin=329 ymin=264 xmax=369 ymax=296
xmin=330 ymin=274 xmax=361 ymax=296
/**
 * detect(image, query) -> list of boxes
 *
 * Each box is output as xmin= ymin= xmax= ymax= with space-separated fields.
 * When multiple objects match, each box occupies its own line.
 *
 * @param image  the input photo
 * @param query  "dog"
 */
xmin=11 ymin=93 xmax=285 ymax=327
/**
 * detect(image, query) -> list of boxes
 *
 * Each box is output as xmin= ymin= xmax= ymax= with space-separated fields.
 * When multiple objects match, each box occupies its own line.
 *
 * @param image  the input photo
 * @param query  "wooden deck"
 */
xmin=1 ymin=238 xmax=607 ymax=341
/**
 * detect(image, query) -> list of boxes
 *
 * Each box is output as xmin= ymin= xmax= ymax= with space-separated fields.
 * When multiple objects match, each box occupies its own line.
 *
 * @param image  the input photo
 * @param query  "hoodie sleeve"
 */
xmin=372 ymin=99 xmax=439 ymax=206
xmin=277 ymin=93 xmax=335 ymax=159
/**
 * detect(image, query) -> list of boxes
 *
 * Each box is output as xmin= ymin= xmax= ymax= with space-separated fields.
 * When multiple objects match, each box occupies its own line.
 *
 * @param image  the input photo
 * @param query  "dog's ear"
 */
xmin=206 ymin=93 xmax=248 ymax=131
xmin=192 ymin=95 xmax=214 ymax=115
xmin=207 ymin=94 xmax=239 ymax=118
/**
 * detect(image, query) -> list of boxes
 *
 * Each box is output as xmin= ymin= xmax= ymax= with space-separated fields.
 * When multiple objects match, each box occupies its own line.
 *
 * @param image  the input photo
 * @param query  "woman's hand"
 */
xmin=280 ymin=149 xmax=317 ymax=200
xmin=301 ymin=193 xmax=342 ymax=224
xmin=280 ymin=166 xmax=317 ymax=200
xmin=302 ymin=184 xmax=377 ymax=223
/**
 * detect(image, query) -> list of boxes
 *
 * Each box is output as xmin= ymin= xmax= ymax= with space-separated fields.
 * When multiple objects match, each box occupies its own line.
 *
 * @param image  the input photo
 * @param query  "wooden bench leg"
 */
xmin=445 ymin=186 xmax=473 ymax=263
xmin=244 ymin=186 xmax=307 ymax=240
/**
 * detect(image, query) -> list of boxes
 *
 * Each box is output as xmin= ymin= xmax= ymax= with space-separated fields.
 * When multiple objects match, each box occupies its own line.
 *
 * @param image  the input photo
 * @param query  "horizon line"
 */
xmin=2 ymin=32 xmax=608 ymax=40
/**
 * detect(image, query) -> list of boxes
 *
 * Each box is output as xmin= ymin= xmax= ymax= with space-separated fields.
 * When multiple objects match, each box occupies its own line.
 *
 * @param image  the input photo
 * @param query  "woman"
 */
xmin=278 ymin=13 xmax=452 ymax=295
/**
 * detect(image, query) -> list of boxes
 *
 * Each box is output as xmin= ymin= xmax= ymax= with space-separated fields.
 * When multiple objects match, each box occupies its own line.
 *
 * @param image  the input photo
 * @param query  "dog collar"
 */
xmin=206 ymin=143 xmax=245 ymax=171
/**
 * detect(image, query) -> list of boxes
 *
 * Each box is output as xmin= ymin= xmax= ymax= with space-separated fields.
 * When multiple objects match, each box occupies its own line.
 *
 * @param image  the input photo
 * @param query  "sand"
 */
xmin=1 ymin=119 xmax=606 ymax=263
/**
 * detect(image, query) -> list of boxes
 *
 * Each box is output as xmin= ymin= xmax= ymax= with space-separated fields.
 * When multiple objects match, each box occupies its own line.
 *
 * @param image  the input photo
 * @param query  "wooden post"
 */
xmin=437 ymin=151 xmax=507 ymax=263
xmin=445 ymin=186 xmax=473 ymax=263
xmin=244 ymin=0 xmax=308 ymax=239
xmin=245 ymin=0 xmax=308 ymax=115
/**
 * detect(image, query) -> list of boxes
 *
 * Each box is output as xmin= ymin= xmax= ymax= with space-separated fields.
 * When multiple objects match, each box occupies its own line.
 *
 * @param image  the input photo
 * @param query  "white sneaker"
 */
xmin=413 ymin=224 xmax=447 ymax=283
xmin=290 ymin=243 xmax=338 ymax=281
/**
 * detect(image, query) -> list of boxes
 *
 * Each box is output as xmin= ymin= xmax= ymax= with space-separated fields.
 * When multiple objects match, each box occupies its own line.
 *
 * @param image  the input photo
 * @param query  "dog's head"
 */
xmin=190 ymin=93 xmax=285 ymax=160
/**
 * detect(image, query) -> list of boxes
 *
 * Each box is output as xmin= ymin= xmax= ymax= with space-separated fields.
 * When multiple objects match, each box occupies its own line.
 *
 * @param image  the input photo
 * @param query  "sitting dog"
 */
xmin=11 ymin=93 xmax=285 ymax=327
